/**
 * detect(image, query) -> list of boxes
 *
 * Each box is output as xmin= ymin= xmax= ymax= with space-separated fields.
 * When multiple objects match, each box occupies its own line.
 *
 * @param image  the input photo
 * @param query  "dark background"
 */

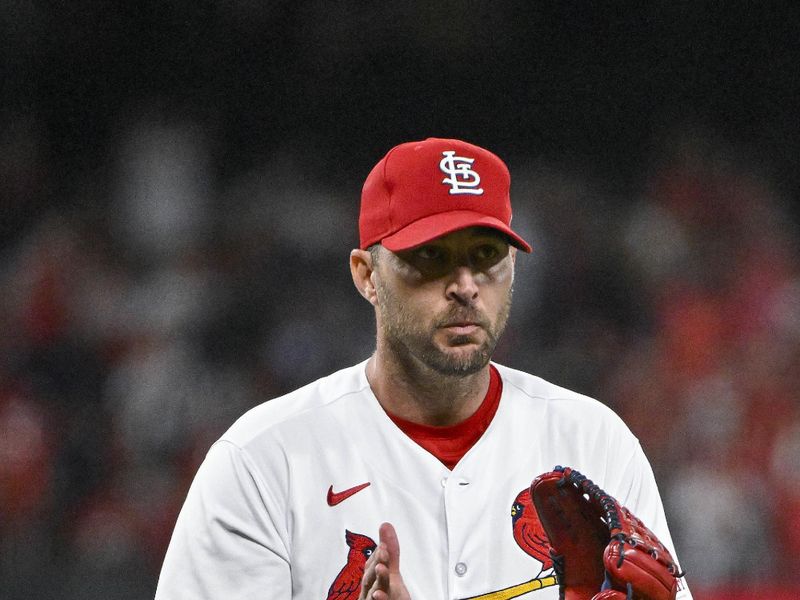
xmin=2 ymin=3 xmax=799 ymax=599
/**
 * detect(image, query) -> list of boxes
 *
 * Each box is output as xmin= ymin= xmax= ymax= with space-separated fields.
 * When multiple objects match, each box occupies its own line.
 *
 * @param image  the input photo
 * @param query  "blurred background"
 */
xmin=1 ymin=3 xmax=799 ymax=599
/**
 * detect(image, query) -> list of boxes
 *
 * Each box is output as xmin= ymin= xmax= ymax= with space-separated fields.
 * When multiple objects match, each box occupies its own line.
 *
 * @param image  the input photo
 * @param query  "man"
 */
xmin=155 ymin=138 xmax=691 ymax=599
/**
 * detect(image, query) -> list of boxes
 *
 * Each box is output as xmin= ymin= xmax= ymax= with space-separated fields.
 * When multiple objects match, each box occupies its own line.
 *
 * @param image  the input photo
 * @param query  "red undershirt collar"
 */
xmin=386 ymin=365 xmax=503 ymax=470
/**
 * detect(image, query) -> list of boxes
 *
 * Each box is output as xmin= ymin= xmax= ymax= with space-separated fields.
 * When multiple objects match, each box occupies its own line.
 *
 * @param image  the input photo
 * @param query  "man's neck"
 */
xmin=365 ymin=350 xmax=491 ymax=427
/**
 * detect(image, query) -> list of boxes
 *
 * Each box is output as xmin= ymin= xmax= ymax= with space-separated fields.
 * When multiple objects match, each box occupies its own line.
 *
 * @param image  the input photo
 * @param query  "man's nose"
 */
xmin=446 ymin=266 xmax=479 ymax=305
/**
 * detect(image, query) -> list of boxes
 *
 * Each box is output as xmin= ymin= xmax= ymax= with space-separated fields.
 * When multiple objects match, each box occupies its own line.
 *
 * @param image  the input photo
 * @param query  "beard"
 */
xmin=375 ymin=282 xmax=513 ymax=377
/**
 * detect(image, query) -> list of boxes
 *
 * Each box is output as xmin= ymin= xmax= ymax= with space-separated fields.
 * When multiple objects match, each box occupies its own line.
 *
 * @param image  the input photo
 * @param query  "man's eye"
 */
xmin=415 ymin=246 xmax=444 ymax=261
xmin=473 ymin=245 xmax=500 ymax=262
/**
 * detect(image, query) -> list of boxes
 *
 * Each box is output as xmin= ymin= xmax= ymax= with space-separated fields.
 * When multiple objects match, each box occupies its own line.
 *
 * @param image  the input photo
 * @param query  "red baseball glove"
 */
xmin=530 ymin=467 xmax=683 ymax=600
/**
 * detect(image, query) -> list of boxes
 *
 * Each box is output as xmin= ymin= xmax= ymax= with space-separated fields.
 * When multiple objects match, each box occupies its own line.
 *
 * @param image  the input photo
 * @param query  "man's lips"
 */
xmin=439 ymin=322 xmax=481 ymax=335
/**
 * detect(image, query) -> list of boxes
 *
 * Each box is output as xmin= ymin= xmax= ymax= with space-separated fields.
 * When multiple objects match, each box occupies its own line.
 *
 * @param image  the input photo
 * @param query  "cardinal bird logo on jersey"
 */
xmin=511 ymin=488 xmax=553 ymax=570
xmin=459 ymin=487 xmax=557 ymax=600
xmin=326 ymin=530 xmax=377 ymax=600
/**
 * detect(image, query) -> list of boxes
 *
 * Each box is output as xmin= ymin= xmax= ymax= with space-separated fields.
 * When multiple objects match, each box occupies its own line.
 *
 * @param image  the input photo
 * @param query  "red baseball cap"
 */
xmin=359 ymin=138 xmax=532 ymax=252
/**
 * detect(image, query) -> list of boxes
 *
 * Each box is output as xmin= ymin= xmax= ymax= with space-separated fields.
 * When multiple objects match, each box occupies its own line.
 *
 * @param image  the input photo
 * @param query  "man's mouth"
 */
xmin=440 ymin=322 xmax=481 ymax=335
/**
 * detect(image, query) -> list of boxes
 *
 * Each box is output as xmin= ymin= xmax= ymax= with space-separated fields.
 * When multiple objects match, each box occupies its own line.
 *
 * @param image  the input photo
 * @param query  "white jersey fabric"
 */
xmin=156 ymin=360 xmax=691 ymax=599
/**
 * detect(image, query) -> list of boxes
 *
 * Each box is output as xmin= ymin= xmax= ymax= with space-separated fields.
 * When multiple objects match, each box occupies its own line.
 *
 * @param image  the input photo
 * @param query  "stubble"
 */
xmin=374 ymin=280 xmax=513 ymax=377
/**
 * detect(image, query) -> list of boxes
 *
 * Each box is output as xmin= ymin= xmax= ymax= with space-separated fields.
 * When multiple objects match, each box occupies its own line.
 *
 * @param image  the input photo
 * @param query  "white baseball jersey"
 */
xmin=156 ymin=360 xmax=692 ymax=599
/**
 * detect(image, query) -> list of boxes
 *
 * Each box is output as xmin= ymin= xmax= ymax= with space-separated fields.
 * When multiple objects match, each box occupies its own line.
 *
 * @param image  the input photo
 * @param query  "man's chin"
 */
xmin=424 ymin=344 xmax=491 ymax=376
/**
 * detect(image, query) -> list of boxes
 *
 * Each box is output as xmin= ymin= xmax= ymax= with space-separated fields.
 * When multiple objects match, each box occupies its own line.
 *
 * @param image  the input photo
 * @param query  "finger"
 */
xmin=360 ymin=544 xmax=388 ymax=599
xmin=379 ymin=522 xmax=401 ymax=574
xmin=366 ymin=545 xmax=380 ymax=569
xmin=360 ymin=554 xmax=378 ymax=596
xmin=363 ymin=563 xmax=389 ymax=600
xmin=375 ymin=561 xmax=390 ymax=591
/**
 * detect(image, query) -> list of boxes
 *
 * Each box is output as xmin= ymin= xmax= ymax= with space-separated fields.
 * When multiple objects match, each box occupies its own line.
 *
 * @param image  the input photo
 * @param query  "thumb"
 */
xmin=379 ymin=522 xmax=401 ymax=574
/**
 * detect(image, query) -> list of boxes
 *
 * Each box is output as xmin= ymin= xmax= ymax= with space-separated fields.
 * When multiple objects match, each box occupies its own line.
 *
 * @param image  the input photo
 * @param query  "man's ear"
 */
xmin=350 ymin=249 xmax=378 ymax=306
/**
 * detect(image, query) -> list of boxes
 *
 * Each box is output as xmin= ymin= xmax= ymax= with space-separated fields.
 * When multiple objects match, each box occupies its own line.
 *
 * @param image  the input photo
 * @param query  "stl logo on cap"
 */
xmin=439 ymin=151 xmax=484 ymax=196
xmin=358 ymin=137 xmax=532 ymax=253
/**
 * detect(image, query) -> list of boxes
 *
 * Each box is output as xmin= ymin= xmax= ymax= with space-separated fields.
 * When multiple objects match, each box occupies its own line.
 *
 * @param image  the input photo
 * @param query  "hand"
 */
xmin=359 ymin=522 xmax=411 ymax=600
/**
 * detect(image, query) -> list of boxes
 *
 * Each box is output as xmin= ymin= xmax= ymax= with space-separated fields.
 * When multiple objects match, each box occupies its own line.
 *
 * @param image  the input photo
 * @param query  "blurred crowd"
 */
xmin=1 ymin=114 xmax=798 ymax=600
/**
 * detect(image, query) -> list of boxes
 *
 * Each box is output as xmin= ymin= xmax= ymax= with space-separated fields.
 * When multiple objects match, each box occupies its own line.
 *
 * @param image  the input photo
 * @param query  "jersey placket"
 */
xmin=442 ymin=469 xmax=476 ymax=599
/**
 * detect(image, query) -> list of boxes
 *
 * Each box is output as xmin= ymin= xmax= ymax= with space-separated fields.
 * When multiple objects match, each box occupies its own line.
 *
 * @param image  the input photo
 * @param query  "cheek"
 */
xmin=391 ymin=277 xmax=441 ymax=308
xmin=486 ymin=286 xmax=512 ymax=317
xmin=402 ymin=291 xmax=442 ymax=323
xmin=483 ymin=264 xmax=514 ymax=299
xmin=377 ymin=281 xmax=429 ymax=323
xmin=493 ymin=259 xmax=515 ymax=285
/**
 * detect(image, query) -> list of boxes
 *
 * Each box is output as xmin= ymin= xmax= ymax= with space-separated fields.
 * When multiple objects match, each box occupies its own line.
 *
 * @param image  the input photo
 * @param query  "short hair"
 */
xmin=368 ymin=243 xmax=382 ymax=267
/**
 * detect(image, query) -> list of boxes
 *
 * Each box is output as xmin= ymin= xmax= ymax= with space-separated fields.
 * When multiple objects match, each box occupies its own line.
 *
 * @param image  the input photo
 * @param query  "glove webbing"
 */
xmin=553 ymin=466 xmax=684 ymax=581
xmin=554 ymin=466 xmax=622 ymax=535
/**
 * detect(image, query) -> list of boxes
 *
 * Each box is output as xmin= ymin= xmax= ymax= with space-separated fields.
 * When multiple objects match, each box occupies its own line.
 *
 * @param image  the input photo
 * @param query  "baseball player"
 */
xmin=155 ymin=138 xmax=691 ymax=600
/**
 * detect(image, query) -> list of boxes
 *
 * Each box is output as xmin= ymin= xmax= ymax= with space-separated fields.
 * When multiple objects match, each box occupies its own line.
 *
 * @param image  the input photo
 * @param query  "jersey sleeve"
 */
xmin=155 ymin=440 xmax=291 ymax=599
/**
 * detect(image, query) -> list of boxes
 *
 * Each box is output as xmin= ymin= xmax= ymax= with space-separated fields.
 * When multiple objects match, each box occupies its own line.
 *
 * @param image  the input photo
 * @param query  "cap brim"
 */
xmin=380 ymin=210 xmax=532 ymax=253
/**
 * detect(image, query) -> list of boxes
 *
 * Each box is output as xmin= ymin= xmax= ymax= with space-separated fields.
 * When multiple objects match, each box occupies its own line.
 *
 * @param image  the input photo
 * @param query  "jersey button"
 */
xmin=440 ymin=477 xmax=448 ymax=487
xmin=455 ymin=562 xmax=468 ymax=577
